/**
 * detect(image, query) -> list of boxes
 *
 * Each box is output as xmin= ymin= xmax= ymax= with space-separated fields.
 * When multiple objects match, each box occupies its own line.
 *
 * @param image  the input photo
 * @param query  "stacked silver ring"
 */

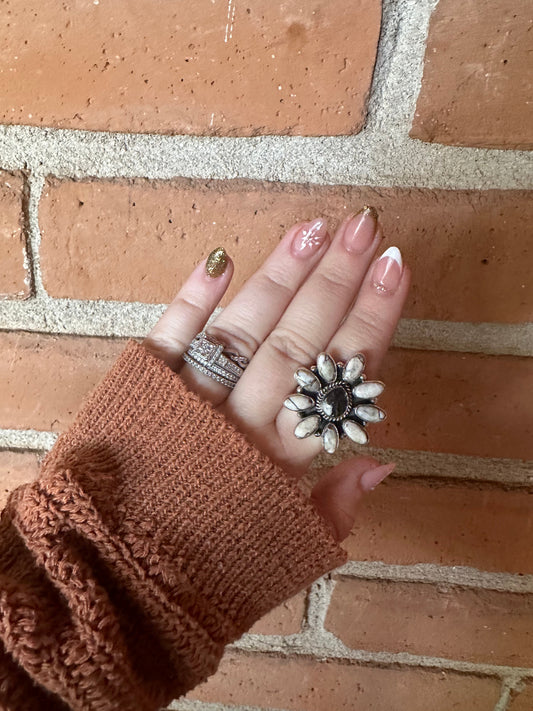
xmin=183 ymin=332 xmax=249 ymax=389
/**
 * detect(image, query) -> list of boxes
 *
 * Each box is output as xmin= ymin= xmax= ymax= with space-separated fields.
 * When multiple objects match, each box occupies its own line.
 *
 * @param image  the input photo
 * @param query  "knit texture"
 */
xmin=0 ymin=340 xmax=347 ymax=710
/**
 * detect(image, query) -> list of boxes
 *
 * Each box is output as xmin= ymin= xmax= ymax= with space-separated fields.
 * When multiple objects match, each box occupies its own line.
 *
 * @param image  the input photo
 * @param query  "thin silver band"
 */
xmin=183 ymin=332 xmax=249 ymax=389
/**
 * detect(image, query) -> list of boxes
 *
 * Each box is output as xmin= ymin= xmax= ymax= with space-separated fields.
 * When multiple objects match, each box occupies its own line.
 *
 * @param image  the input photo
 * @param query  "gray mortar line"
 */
xmin=1 ymin=298 xmax=532 ymax=356
xmin=0 ymin=3 xmax=531 ymax=189
xmin=167 ymin=702 xmax=284 ymax=711
xmin=0 ymin=429 xmax=58 ymax=452
xmin=494 ymin=677 xmax=531 ymax=711
xmin=231 ymin=634 xmax=533 ymax=681
xmin=493 ymin=681 xmax=515 ymax=711
xmin=1 ymin=431 xmax=531 ymax=487
xmin=338 ymin=562 xmax=533 ymax=594
xmin=314 ymin=446 xmax=533 ymax=488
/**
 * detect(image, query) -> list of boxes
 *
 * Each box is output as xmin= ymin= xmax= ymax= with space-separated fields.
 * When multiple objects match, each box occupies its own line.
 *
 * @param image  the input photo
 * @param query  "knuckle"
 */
xmin=173 ymin=294 xmax=206 ymax=321
xmin=207 ymin=322 xmax=259 ymax=359
xmin=257 ymin=270 xmax=294 ymax=302
xmin=314 ymin=270 xmax=350 ymax=301
xmin=266 ymin=325 xmax=318 ymax=368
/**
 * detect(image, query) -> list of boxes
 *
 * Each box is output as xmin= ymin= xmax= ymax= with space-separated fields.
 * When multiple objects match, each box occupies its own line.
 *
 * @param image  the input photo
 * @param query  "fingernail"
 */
xmin=205 ymin=247 xmax=228 ymax=278
xmin=291 ymin=218 xmax=328 ymax=258
xmin=360 ymin=462 xmax=396 ymax=492
xmin=371 ymin=246 xmax=403 ymax=294
xmin=343 ymin=206 xmax=379 ymax=255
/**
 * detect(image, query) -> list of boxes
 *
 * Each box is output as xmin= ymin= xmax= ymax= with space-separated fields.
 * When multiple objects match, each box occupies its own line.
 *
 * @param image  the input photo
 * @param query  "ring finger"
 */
xmin=180 ymin=216 xmax=331 ymax=403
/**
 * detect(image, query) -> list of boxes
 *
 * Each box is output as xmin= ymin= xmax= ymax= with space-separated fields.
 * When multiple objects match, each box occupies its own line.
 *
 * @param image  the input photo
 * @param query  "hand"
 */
xmin=143 ymin=209 xmax=411 ymax=541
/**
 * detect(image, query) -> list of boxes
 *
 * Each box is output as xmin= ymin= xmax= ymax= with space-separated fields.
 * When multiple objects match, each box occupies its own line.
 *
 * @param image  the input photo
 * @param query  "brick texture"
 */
xmin=376 ymin=348 xmax=532 ymax=460
xmin=411 ymin=0 xmax=533 ymax=149
xmin=0 ymin=171 xmax=29 ymax=300
xmin=326 ymin=578 xmax=533 ymax=666
xmin=346 ymin=479 xmax=533 ymax=574
xmin=188 ymin=652 xmax=501 ymax=710
xmin=0 ymin=332 xmax=125 ymax=432
xmin=2 ymin=333 xmax=531 ymax=461
xmin=248 ymin=591 xmax=306 ymax=636
xmin=0 ymin=0 xmax=380 ymax=136
xmin=508 ymin=683 xmax=533 ymax=711
xmin=0 ymin=450 xmax=41 ymax=510
xmin=39 ymin=179 xmax=532 ymax=324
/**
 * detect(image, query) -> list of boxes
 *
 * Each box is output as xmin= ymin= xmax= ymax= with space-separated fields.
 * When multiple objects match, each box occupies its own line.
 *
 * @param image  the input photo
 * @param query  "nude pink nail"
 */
xmin=343 ymin=206 xmax=379 ymax=254
xmin=291 ymin=218 xmax=328 ymax=258
xmin=371 ymin=246 xmax=403 ymax=294
xmin=360 ymin=462 xmax=396 ymax=492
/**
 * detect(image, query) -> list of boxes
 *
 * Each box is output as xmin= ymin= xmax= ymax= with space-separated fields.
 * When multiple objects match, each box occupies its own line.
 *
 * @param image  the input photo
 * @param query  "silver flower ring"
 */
xmin=283 ymin=352 xmax=386 ymax=454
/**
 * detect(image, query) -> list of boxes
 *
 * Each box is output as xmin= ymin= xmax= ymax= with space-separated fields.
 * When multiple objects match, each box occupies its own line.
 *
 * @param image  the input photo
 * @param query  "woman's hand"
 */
xmin=143 ymin=209 xmax=411 ymax=541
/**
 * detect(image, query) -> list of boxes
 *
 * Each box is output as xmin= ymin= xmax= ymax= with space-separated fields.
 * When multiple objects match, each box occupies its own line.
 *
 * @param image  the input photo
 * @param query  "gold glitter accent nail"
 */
xmin=206 ymin=247 xmax=228 ymax=278
xmin=357 ymin=205 xmax=379 ymax=221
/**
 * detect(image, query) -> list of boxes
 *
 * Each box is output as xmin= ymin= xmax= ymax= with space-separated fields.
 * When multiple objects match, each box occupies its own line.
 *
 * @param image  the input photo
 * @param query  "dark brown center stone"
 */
xmin=318 ymin=385 xmax=351 ymax=420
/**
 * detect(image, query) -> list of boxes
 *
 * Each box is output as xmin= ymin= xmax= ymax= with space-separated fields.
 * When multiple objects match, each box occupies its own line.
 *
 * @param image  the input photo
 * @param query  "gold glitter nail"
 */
xmin=205 ymin=247 xmax=228 ymax=278
xmin=357 ymin=205 xmax=379 ymax=221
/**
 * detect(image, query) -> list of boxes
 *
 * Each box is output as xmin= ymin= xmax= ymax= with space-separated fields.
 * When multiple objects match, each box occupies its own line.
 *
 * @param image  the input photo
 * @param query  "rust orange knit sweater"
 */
xmin=0 ymin=340 xmax=347 ymax=710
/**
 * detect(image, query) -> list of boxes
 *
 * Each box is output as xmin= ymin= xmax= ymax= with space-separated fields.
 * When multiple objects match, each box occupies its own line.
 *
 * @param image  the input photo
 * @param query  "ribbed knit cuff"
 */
xmin=43 ymin=340 xmax=347 ymax=644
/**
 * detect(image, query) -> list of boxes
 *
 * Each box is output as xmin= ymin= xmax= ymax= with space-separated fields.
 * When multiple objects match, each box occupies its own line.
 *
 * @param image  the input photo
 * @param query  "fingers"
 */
xmin=311 ymin=457 xmax=396 ymax=542
xmin=180 ymin=217 xmax=331 ymax=404
xmin=231 ymin=208 xmax=386 ymax=424
xmin=143 ymin=251 xmax=234 ymax=370
xmin=328 ymin=246 xmax=412 ymax=378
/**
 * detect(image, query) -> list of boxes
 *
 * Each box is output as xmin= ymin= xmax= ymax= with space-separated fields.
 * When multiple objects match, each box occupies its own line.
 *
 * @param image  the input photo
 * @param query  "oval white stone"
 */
xmin=343 ymin=354 xmax=365 ymax=384
xmin=317 ymin=352 xmax=337 ymax=383
xmin=342 ymin=419 xmax=368 ymax=444
xmin=283 ymin=393 xmax=315 ymax=411
xmin=294 ymin=415 xmax=321 ymax=439
xmin=355 ymin=404 xmax=386 ymax=422
xmin=295 ymin=367 xmax=321 ymax=393
xmin=353 ymin=381 xmax=385 ymax=399
xmin=322 ymin=423 xmax=339 ymax=454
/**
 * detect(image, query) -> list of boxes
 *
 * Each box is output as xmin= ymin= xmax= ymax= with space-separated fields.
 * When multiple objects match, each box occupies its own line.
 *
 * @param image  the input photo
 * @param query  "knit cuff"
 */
xmin=43 ymin=340 xmax=347 ymax=643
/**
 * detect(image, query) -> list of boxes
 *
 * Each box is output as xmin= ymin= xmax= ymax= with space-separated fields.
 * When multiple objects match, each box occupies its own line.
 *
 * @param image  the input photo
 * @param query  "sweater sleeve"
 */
xmin=0 ymin=340 xmax=347 ymax=711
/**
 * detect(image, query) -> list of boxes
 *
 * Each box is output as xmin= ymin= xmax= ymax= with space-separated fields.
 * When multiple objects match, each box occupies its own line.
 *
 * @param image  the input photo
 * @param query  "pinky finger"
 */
xmin=310 ymin=456 xmax=396 ymax=542
xmin=143 ymin=249 xmax=234 ymax=371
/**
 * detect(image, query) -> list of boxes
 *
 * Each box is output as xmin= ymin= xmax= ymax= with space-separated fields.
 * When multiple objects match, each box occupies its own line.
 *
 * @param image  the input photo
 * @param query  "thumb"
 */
xmin=310 ymin=456 xmax=396 ymax=542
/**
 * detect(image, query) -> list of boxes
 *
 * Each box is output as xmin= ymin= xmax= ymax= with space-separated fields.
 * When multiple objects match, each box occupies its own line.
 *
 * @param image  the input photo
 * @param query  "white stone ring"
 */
xmin=283 ymin=352 xmax=386 ymax=454
xmin=183 ymin=332 xmax=249 ymax=389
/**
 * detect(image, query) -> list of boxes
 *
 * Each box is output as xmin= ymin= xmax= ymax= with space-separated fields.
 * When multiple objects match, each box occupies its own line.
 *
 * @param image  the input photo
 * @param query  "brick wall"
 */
xmin=0 ymin=1 xmax=532 ymax=710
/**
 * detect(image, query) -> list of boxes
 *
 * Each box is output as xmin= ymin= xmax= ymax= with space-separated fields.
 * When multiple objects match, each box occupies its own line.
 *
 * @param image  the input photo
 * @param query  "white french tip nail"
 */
xmin=379 ymin=245 xmax=402 ymax=268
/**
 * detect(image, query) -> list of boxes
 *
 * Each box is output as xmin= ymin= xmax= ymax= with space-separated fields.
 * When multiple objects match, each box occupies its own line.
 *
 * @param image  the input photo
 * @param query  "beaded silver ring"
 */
xmin=183 ymin=332 xmax=249 ymax=389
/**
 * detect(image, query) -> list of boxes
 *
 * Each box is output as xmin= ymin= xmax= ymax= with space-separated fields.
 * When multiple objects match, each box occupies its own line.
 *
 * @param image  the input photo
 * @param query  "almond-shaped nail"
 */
xmin=291 ymin=217 xmax=328 ymax=258
xmin=371 ymin=246 xmax=403 ymax=294
xmin=205 ymin=247 xmax=228 ymax=278
xmin=360 ymin=462 xmax=396 ymax=492
xmin=343 ymin=205 xmax=379 ymax=254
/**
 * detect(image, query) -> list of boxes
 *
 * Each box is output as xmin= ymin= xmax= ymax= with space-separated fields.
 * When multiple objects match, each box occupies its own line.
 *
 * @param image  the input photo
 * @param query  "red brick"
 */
xmin=39 ymin=179 xmax=532 ymax=324
xmin=0 ymin=172 xmax=29 ymax=300
xmin=375 ymin=348 xmax=532 ymax=460
xmin=0 ymin=0 xmax=380 ymax=136
xmin=346 ymin=479 xmax=533 ymax=574
xmin=326 ymin=578 xmax=533 ymax=667
xmin=248 ymin=591 xmax=306 ymax=636
xmin=508 ymin=683 xmax=533 ymax=711
xmin=189 ymin=652 xmax=500 ymax=710
xmin=1 ymin=334 xmax=530 ymax=461
xmin=0 ymin=450 xmax=40 ymax=510
xmin=411 ymin=0 xmax=532 ymax=149
xmin=0 ymin=332 xmax=125 ymax=432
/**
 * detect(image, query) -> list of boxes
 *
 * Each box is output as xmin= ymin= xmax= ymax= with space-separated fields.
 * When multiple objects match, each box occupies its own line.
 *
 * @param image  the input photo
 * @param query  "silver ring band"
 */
xmin=183 ymin=332 xmax=249 ymax=389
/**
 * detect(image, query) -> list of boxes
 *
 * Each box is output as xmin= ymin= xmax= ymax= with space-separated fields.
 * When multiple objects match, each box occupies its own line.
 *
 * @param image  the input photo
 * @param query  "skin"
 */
xmin=143 ymin=212 xmax=411 ymax=542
